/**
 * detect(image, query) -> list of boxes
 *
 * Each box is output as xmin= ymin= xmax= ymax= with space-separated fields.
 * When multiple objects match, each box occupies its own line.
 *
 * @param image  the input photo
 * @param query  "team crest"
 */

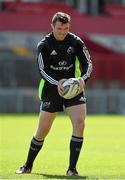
xmin=67 ymin=47 xmax=74 ymax=54
xmin=42 ymin=102 xmax=51 ymax=108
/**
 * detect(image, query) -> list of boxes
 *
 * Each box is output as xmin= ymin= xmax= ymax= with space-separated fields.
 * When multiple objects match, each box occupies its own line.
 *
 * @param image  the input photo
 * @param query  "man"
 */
xmin=16 ymin=12 xmax=93 ymax=176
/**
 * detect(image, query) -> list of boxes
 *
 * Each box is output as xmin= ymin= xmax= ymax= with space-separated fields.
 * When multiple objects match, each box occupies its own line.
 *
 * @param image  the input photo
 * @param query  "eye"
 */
xmin=57 ymin=27 xmax=62 ymax=30
xmin=64 ymin=27 xmax=68 ymax=31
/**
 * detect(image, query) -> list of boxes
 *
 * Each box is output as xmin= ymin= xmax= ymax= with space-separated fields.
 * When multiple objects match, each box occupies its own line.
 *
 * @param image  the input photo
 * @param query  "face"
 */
xmin=51 ymin=21 xmax=70 ymax=41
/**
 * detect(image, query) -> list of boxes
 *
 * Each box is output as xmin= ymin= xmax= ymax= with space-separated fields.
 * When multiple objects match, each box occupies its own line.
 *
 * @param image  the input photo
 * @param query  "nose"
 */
xmin=60 ymin=31 xmax=66 ymax=35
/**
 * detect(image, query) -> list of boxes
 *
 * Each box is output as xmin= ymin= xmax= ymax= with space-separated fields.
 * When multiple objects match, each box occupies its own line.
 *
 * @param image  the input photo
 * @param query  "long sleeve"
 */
xmin=37 ymin=41 xmax=58 ymax=86
xmin=76 ymin=37 xmax=93 ymax=82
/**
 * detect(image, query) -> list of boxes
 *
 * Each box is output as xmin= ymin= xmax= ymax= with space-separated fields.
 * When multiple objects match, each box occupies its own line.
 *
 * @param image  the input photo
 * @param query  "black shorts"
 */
xmin=40 ymin=83 xmax=86 ymax=112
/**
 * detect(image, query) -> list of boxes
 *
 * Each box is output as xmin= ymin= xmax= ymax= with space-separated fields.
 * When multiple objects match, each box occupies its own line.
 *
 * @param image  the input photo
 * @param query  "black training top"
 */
xmin=37 ymin=32 xmax=93 ymax=86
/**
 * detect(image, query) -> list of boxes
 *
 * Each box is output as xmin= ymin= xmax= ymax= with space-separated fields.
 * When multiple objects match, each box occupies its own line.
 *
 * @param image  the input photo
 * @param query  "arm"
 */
xmin=37 ymin=42 xmax=58 ymax=86
xmin=76 ymin=37 xmax=93 ymax=83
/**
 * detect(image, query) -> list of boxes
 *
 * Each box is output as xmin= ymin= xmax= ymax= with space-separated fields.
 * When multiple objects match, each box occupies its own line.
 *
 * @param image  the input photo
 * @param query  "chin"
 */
xmin=60 ymin=38 xmax=65 ymax=41
xmin=59 ymin=36 xmax=65 ymax=41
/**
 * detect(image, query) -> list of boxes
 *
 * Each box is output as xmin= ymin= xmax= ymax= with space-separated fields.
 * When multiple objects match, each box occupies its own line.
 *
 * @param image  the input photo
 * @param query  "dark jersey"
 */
xmin=37 ymin=32 xmax=93 ymax=86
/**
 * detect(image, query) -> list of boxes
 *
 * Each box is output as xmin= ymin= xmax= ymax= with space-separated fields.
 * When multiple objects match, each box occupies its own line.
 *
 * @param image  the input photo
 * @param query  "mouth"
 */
xmin=54 ymin=33 xmax=66 ymax=41
xmin=59 ymin=34 xmax=66 ymax=39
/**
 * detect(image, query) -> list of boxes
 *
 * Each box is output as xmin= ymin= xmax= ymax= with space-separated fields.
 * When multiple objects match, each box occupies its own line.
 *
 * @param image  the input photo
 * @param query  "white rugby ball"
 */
xmin=62 ymin=78 xmax=81 ymax=99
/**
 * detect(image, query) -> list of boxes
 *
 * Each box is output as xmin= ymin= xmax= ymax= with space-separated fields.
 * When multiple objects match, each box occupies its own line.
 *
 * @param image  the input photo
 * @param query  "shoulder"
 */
xmin=68 ymin=32 xmax=85 ymax=45
xmin=37 ymin=33 xmax=52 ymax=50
xmin=37 ymin=38 xmax=46 ymax=51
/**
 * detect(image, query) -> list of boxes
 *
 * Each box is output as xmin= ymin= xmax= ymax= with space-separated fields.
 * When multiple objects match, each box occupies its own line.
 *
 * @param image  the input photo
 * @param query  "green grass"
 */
xmin=0 ymin=114 xmax=125 ymax=179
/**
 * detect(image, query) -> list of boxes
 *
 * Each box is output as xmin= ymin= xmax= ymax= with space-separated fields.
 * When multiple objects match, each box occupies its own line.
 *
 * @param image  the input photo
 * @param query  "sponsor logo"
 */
xmin=50 ymin=64 xmax=73 ymax=71
xmin=58 ymin=60 xmax=67 ymax=66
xmin=79 ymin=96 xmax=86 ymax=103
xmin=50 ymin=50 xmax=57 ymax=55
xmin=42 ymin=102 xmax=51 ymax=108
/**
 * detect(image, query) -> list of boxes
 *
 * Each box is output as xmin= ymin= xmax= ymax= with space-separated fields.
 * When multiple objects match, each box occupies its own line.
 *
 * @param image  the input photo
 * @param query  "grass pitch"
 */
xmin=0 ymin=114 xmax=125 ymax=179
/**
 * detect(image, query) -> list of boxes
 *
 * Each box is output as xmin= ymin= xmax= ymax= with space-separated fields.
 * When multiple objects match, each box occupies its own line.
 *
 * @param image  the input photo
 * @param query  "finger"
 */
xmin=57 ymin=85 xmax=64 ymax=96
xmin=78 ymin=78 xmax=84 ymax=91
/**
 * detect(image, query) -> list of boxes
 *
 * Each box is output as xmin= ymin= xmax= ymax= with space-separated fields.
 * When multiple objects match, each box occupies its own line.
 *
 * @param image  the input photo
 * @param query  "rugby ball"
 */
xmin=62 ymin=78 xmax=81 ymax=99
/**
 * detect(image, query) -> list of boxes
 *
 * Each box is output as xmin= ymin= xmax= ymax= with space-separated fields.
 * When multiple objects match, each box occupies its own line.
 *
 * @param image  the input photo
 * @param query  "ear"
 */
xmin=51 ymin=24 xmax=54 ymax=30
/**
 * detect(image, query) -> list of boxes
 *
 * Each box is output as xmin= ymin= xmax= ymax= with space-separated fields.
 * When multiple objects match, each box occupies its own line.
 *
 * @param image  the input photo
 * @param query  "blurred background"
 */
xmin=0 ymin=0 xmax=125 ymax=114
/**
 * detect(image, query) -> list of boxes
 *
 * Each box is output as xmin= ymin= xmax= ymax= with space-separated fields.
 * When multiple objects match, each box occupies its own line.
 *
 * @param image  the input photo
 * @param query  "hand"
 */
xmin=57 ymin=79 xmax=67 ymax=97
xmin=77 ymin=77 xmax=85 ymax=92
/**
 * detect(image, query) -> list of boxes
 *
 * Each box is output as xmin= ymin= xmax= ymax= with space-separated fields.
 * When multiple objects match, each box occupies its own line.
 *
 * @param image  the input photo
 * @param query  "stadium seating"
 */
xmin=103 ymin=4 xmax=125 ymax=17
xmin=0 ymin=1 xmax=125 ymax=89
xmin=2 ymin=2 xmax=82 ymax=16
